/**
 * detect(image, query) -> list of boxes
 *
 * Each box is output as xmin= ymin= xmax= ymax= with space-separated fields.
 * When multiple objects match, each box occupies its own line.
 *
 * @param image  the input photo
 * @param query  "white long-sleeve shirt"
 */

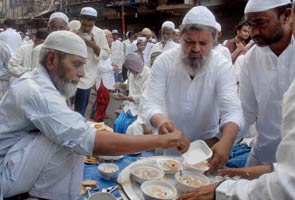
xmin=216 ymin=74 xmax=295 ymax=200
xmin=239 ymin=37 xmax=295 ymax=164
xmin=0 ymin=65 xmax=96 ymax=173
xmin=111 ymin=40 xmax=124 ymax=69
xmin=77 ymin=26 xmax=111 ymax=89
xmin=96 ymin=56 xmax=115 ymax=90
xmin=141 ymin=47 xmax=243 ymax=154
xmin=128 ymin=40 xmax=154 ymax=65
xmin=127 ymin=65 xmax=150 ymax=116
xmin=0 ymin=28 xmax=22 ymax=54
xmin=214 ymin=44 xmax=232 ymax=63
xmin=8 ymin=43 xmax=35 ymax=77
xmin=147 ymin=40 xmax=178 ymax=67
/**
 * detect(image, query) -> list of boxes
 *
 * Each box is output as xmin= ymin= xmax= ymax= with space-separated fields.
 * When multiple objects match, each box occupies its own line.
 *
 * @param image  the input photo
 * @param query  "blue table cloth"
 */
xmin=80 ymin=151 xmax=154 ymax=200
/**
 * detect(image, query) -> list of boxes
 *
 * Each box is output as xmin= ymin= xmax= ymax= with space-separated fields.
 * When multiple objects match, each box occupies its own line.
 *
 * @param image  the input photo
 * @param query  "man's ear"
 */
xmin=282 ymin=8 xmax=292 ymax=24
xmin=46 ymin=51 xmax=57 ymax=71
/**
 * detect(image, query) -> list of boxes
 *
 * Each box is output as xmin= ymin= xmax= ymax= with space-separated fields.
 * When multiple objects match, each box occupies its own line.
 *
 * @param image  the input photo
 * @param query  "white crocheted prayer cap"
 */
xmin=49 ymin=12 xmax=69 ymax=24
xmin=245 ymin=0 xmax=291 ymax=13
xmin=182 ymin=6 xmax=216 ymax=29
xmin=42 ymin=30 xmax=87 ymax=58
xmin=215 ymin=22 xmax=221 ymax=32
xmin=162 ymin=21 xmax=175 ymax=30
xmin=80 ymin=7 xmax=97 ymax=17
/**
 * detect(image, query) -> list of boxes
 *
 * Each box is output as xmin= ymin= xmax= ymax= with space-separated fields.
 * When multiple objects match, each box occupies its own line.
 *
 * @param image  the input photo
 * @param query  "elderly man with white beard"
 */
xmin=0 ymin=31 xmax=190 ymax=199
xmin=141 ymin=6 xmax=243 ymax=173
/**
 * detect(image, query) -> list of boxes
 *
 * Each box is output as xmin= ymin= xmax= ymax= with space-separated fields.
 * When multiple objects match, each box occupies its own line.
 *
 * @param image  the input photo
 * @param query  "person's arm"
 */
xmin=230 ymin=42 xmax=244 ymax=63
xmin=208 ymin=122 xmax=239 ymax=172
xmin=209 ymin=56 xmax=243 ymax=172
xmin=84 ymin=36 xmax=101 ymax=56
xmin=92 ymin=128 xmax=190 ymax=155
xmin=218 ymin=164 xmax=273 ymax=180
xmin=8 ymin=45 xmax=28 ymax=77
xmin=94 ymin=27 xmax=111 ymax=60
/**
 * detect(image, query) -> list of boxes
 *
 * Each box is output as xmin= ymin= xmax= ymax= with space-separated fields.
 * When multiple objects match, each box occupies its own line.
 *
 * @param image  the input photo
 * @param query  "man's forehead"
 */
xmin=49 ymin=18 xmax=67 ymax=26
xmin=245 ymin=9 xmax=278 ymax=22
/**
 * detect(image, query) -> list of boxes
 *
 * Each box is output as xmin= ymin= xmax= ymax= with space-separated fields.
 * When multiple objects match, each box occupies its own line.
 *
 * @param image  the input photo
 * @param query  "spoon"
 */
xmin=86 ymin=186 xmax=92 ymax=198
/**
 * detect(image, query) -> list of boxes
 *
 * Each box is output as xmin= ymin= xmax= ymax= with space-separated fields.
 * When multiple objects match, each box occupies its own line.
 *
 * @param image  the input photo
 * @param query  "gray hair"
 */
xmin=179 ymin=24 xmax=217 ymax=39
xmin=39 ymin=48 xmax=67 ymax=67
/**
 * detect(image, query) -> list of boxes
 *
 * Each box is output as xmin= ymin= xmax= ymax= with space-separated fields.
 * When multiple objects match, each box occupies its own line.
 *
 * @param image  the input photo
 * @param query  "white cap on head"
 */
xmin=162 ymin=21 xmax=175 ymax=30
xmin=68 ymin=20 xmax=81 ymax=32
xmin=112 ymin=29 xmax=119 ymax=34
xmin=245 ymin=0 xmax=291 ymax=13
xmin=42 ymin=31 xmax=87 ymax=58
xmin=49 ymin=12 xmax=69 ymax=24
xmin=174 ymin=28 xmax=180 ymax=33
xmin=182 ymin=6 xmax=216 ymax=29
xmin=80 ymin=7 xmax=97 ymax=17
xmin=137 ymin=37 xmax=147 ymax=43
xmin=215 ymin=22 xmax=221 ymax=32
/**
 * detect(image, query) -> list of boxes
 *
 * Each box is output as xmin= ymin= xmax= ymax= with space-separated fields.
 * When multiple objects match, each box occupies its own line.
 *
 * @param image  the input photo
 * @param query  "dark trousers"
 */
xmin=74 ymin=88 xmax=91 ymax=116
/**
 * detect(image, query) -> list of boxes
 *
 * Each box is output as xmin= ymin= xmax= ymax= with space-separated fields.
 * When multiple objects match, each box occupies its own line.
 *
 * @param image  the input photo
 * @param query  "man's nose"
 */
xmin=192 ymin=42 xmax=200 ymax=52
xmin=77 ymin=67 xmax=85 ymax=78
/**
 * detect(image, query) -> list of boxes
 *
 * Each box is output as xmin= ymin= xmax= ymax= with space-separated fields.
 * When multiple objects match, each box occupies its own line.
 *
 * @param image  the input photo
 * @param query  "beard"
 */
xmin=50 ymin=70 xmax=78 ymax=98
xmin=252 ymin=24 xmax=284 ymax=47
xmin=180 ymin=50 xmax=210 ymax=77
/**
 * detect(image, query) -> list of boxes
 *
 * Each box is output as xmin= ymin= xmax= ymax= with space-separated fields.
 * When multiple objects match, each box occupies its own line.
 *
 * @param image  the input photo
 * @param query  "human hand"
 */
xmin=84 ymin=36 xmax=97 ymax=49
xmin=159 ymin=129 xmax=190 ymax=153
xmin=236 ymin=42 xmax=245 ymax=50
xmin=112 ymin=64 xmax=120 ymax=72
xmin=207 ymin=141 xmax=230 ymax=173
xmin=177 ymin=183 xmax=218 ymax=200
xmin=113 ymin=82 xmax=121 ymax=89
xmin=218 ymin=164 xmax=272 ymax=180
xmin=113 ymin=93 xmax=126 ymax=100
xmin=158 ymin=118 xmax=176 ymax=135
xmin=143 ymin=124 xmax=152 ymax=135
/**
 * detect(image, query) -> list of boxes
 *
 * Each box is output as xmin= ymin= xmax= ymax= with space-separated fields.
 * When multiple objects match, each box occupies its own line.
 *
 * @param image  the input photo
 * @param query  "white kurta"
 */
xmin=239 ymin=37 xmax=295 ymax=165
xmin=128 ymin=40 xmax=154 ymax=65
xmin=111 ymin=40 xmax=124 ymax=69
xmin=77 ymin=26 xmax=111 ymax=89
xmin=0 ymin=28 xmax=22 ymax=54
xmin=147 ymin=40 xmax=179 ymax=67
xmin=0 ymin=65 xmax=97 ymax=198
xmin=8 ymin=43 xmax=34 ymax=77
xmin=96 ymin=56 xmax=115 ymax=90
xmin=214 ymin=44 xmax=232 ymax=62
xmin=31 ymin=43 xmax=43 ymax=70
xmin=141 ymin=47 xmax=243 ymax=154
xmin=127 ymin=65 xmax=150 ymax=116
xmin=122 ymin=39 xmax=132 ymax=57
xmin=0 ymin=41 xmax=12 ymax=99
xmin=216 ymin=75 xmax=295 ymax=200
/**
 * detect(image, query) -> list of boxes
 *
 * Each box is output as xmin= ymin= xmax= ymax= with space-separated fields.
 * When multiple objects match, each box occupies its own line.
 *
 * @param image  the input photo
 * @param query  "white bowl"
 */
xmin=175 ymin=170 xmax=210 ymax=192
xmin=182 ymin=140 xmax=212 ymax=165
xmin=88 ymin=192 xmax=116 ymax=200
xmin=157 ymin=158 xmax=181 ymax=174
xmin=141 ymin=180 xmax=177 ymax=200
xmin=98 ymin=163 xmax=119 ymax=180
xmin=131 ymin=164 xmax=164 ymax=184
xmin=183 ymin=161 xmax=209 ymax=174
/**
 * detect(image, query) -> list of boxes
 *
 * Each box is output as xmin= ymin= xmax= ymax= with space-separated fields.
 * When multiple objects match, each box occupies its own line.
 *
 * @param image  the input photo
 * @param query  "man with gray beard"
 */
xmin=141 ymin=6 xmax=243 ymax=173
xmin=0 ymin=31 xmax=190 ymax=199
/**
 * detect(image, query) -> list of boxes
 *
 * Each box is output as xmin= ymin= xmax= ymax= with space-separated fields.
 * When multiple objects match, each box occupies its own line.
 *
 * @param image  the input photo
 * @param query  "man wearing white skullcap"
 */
xmin=31 ymin=11 xmax=70 ymax=69
xmin=111 ymin=29 xmax=124 ymax=83
xmin=0 ymin=31 xmax=190 ymax=199
xmin=178 ymin=1 xmax=295 ymax=200
xmin=141 ymin=5 xmax=243 ymax=172
xmin=173 ymin=28 xmax=180 ymax=43
xmin=148 ymin=21 xmax=178 ymax=67
xmin=73 ymin=6 xmax=111 ymax=116
xmin=128 ymin=27 xmax=155 ymax=65
xmin=213 ymin=22 xmax=232 ymax=62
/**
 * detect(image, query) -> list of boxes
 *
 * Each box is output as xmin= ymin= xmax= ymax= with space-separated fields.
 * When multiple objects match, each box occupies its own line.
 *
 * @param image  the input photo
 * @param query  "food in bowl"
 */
xmin=157 ymin=158 xmax=181 ymax=174
xmin=98 ymin=163 xmax=119 ymax=180
xmin=84 ymin=156 xmax=99 ymax=164
xmin=131 ymin=164 xmax=164 ymax=184
xmin=175 ymin=170 xmax=210 ymax=192
xmin=141 ymin=180 xmax=177 ymax=200
xmin=183 ymin=161 xmax=209 ymax=173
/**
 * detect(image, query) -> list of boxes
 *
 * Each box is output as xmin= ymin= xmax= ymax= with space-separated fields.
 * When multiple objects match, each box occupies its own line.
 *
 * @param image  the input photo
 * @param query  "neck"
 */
xmin=235 ymin=36 xmax=244 ymax=43
xmin=269 ymin=29 xmax=292 ymax=56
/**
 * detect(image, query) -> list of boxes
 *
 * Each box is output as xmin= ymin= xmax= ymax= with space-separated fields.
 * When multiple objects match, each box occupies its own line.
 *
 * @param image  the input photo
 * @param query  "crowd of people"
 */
xmin=0 ymin=0 xmax=295 ymax=199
